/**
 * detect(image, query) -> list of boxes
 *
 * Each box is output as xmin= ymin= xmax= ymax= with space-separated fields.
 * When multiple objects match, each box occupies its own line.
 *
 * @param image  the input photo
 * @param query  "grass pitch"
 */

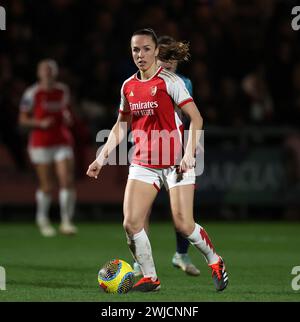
xmin=0 ymin=221 xmax=300 ymax=302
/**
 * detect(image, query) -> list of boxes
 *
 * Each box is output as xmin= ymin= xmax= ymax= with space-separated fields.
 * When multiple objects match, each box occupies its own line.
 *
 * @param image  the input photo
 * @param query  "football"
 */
xmin=98 ymin=259 xmax=135 ymax=294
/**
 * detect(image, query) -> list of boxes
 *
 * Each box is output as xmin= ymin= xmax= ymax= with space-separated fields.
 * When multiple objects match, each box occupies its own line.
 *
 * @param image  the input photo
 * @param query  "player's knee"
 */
xmin=40 ymin=185 xmax=53 ymax=194
xmin=123 ymin=217 xmax=142 ymax=235
xmin=173 ymin=218 xmax=194 ymax=237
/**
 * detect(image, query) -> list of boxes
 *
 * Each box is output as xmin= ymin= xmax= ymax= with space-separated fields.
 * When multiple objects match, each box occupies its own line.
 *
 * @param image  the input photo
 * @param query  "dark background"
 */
xmin=0 ymin=0 xmax=299 ymax=221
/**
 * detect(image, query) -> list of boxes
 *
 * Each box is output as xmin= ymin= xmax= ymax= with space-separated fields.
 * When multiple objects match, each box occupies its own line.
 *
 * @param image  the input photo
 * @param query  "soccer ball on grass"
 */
xmin=98 ymin=259 xmax=134 ymax=294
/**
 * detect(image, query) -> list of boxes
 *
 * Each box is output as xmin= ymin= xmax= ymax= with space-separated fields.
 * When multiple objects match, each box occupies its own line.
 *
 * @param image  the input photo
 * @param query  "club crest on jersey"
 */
xmin=129 ymin=91 xmax=134 ymax=97
xmin=150 ymin=86 xmax=157 ymax=96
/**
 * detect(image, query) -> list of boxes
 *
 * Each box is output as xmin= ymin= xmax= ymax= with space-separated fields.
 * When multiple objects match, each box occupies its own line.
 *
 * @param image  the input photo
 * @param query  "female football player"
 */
xmin=19 ymin=59 xmax=77 ymax=237
xmin=132 ymin=35 xmax=200 ymax=278
xmin=87 ymin=29 xmax=228 ymax=292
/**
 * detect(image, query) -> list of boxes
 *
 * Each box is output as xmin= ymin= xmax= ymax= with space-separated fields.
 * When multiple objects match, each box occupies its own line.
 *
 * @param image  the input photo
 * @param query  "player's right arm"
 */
xmin=87 ymin=80 xmax=132 ymax=179
xmin=86 ymin=112 xmax=131 ymax=179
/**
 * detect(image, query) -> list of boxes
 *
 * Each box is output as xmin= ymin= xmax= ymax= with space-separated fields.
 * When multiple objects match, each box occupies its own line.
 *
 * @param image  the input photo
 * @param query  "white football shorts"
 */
xmin=128 ymin=163 xmax=196 ymax=191
xmin=28 ymin=145 xmax=74 ymax=164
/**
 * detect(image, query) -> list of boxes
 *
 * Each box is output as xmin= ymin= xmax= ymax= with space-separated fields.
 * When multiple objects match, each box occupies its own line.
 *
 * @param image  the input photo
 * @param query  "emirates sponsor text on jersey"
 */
xmin=129 ymin=100 xmax=158 ymax=110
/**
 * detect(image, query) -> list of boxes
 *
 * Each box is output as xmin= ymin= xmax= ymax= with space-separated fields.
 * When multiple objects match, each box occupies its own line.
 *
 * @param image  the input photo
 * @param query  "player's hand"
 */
xmin=86 ymin=160 xmax=102 ymax=179
xmin=39 ymin=117 xmax=55 ymax=129
xmin=179 ymin=153 xmax=195 ymax=173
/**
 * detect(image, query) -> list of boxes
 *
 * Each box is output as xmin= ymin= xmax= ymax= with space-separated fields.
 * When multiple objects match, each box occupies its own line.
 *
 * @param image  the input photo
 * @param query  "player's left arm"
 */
xmin=180 ymin=102 xmax=203 ymax=171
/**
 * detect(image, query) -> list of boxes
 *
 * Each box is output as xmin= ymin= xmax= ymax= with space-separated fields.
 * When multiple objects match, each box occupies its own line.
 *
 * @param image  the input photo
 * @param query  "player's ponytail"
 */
xmin=158 ymin=35 xmax=190 ymax=63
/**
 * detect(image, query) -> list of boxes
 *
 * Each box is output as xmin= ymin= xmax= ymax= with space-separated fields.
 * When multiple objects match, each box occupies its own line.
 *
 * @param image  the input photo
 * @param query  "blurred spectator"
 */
xmin=241 ymin=67 xmax=274 ymax=125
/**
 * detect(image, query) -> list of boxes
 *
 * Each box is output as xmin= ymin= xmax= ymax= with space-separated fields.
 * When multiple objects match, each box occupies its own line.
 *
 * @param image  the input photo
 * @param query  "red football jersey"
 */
xmin=20 ymin=82 xmax=73 ymax=147
xmin=119 ymin=67 xmax=193 ymax=168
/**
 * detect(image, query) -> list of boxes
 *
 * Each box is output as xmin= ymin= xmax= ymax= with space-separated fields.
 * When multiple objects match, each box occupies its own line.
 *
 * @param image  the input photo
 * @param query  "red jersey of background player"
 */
xmin=119 ymin=66 xmax=193 ymax=168
xmin=20 ymin=82 xmax=73 ymax=147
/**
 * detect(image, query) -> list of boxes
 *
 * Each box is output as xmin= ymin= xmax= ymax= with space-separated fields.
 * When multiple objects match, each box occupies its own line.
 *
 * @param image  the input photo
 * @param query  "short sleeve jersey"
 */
xmin=19 ymin=82 xmax=73 ymax=147
xmin=119 ymin=67 xmax=193 ymax=168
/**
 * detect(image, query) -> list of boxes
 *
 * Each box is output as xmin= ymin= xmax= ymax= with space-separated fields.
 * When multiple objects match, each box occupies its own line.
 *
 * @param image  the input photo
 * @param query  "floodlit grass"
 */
xmin=0 ymin=221 xmax=300 ymax=302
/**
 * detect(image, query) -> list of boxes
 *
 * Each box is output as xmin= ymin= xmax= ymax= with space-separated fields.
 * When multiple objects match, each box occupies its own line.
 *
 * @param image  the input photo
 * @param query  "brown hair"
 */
xmin=131 ymin=28 xmax=158 ymax=47
xmin=158 ymin=35 xmax=190 ymax=63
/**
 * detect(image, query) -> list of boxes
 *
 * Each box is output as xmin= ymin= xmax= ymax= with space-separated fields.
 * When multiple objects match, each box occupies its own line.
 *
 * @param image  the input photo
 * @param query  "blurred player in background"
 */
xmin=133 ymin=35 xmax=200 ymax=277
xmin=19 ymin=59 xmax=77 ymax=237
xmin=87 ymin=29 xmax=228 ymax=292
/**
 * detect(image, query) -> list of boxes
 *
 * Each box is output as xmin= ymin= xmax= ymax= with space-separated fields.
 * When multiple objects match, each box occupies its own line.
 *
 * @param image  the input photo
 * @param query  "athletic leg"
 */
xmin=55 ymin=156 xmax=77 ymax=235
xmin=175 ymin=231 xmax=190 ymax=254
xmin=34 ymin=163 xmax=56 ymax=237
xmin=133 ymin=208 xmax=151 ymax=277
xmin=123 ymin=179 xmax=160 ymax=291
xmin=169 ymin=184 xmax=228 ymax=290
